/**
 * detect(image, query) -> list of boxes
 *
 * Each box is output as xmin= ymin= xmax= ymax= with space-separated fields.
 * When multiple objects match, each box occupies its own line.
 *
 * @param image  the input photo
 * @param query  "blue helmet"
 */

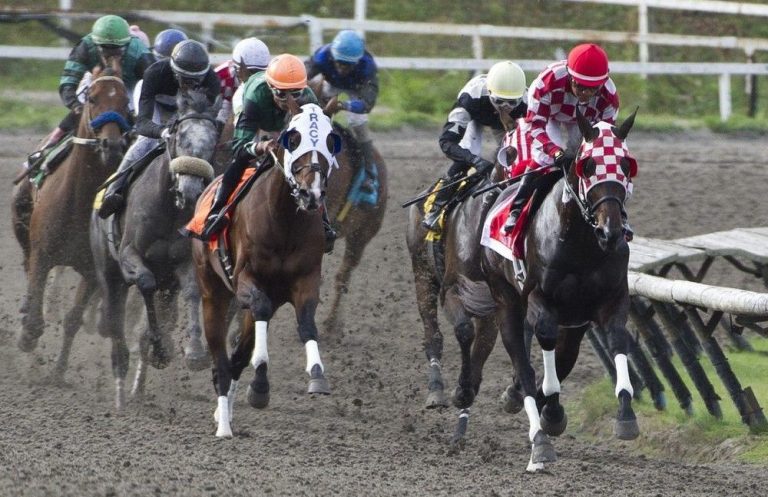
xmin=153 ymin=29 xmax=188 ymax=60
xmin=330 ymin=30 xmax=365 ymax=63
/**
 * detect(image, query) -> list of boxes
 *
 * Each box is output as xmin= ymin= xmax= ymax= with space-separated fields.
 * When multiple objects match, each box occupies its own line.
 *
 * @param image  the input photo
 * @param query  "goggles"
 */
xmin=571 ymin=80 xmax=602 ymax=93
xmin=271 ymin=87 xmax=304 ymax=101
xmin=489 ymin=94 xmax=522 ymax=109
xmin=98 ymin=45 xmax=126 ymax=57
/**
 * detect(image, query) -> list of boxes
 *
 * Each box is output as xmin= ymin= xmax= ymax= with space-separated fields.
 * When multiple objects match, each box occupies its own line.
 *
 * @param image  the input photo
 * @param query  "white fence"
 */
xmin=5 ymin=3 xmax=768 ymax=120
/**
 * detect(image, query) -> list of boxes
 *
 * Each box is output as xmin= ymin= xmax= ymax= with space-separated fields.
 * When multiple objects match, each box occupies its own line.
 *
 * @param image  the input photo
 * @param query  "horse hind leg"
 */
xmin=323 ymin=227 xmax=370 ymax=335
xmin=178 ymin=264 xmax=209 ymax=371
xmin=50 ymin=275 xmax=97 ymax=381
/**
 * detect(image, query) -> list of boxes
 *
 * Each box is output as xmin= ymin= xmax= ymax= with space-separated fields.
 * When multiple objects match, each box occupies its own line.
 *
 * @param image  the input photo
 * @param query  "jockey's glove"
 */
xmin=160 ymin=127 xmax=172 ymax=141
xmin=553 ymin=150 xmax=572 ymax=169
xmin=471 ymin=155 xmax=494 ymax=176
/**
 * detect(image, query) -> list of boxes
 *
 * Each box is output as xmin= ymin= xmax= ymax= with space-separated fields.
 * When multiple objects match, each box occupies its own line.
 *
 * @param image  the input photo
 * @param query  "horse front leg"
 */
xmin=177 ymin=263 xmax=209 ymax=371
xmin=235 ymin=278 xmax=274 ymax=409
xmin=52 ymin=274 xmax=97 ymax=380
xmin=599 ymin=299 xmax=640 ymax=440
xmin=292 ymin=274 xmax=330 ymax=396
xmin=409 ymin=246 xmax=447 ymax=408
xmin=18 ymin=250 xmax=51 ymax=353
xmin=98 ymin=275 xmax=129 ymax=411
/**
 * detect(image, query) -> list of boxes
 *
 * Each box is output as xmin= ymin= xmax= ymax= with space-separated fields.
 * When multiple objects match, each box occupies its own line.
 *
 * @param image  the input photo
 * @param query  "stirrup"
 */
xmin=422 ymin=209 xmax=443 ymax=232
xmin=503 ymin=210 xmax=520 ymax=234
xmin=201 ymin=213 xmax=229 ymax=241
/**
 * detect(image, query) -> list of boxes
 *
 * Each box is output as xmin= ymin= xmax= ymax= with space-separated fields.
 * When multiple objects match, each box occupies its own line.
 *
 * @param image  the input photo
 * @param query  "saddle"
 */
xmin=21 ymin=135 xmax=74 ymax=188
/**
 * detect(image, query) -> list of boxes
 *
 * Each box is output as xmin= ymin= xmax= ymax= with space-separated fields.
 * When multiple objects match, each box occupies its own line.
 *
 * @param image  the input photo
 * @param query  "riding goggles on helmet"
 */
xmin=489 ymin=94 xmax=522 ymax=110
xmin=271 ymin=87 xmax=303 ymax=100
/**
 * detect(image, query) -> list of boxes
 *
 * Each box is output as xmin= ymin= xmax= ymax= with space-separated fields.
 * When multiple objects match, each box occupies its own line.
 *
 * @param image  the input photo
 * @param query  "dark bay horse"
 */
xmin=408 ymin=110 xmax=640 ymax=471
xmin=11 ymin=66 xmax=130 ymax=378
xmin=90 ymin=89 xmax=220 ymax=410
xmin=192 ymin=102 xmax=340 ymax=438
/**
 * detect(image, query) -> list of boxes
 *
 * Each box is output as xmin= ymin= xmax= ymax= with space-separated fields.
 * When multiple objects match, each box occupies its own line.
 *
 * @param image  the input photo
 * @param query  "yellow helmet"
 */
xmin=486 ymin=61 xmax=526 ymax=99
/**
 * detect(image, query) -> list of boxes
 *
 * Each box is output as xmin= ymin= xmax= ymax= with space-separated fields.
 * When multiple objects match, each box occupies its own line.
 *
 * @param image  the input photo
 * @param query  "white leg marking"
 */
xmin=115 ymin=378 xmax=125 ymax=411
xmin=524 ymin=396 xmax=542 ymax=442
xmin=305 ymin=340 xmax=323 ymax=374
xmin=250 ymin=321 xmax=269 ymax=369
xmin=526 ymin=454 xmax=545 ymax=473
xmin=541 ymin=349 xmax=561 ymax=396
xmin=614 ymin=353 xmax=634 ymax=397
xmin=215 ymin=395 xmax=233 ymax=438
xmin=227 ymin=380 xmax=238 ymax=423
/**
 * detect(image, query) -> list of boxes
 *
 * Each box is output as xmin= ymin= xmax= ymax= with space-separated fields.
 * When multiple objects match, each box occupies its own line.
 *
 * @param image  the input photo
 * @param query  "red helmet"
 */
xmin=567 ymin=43 xmax=609 ymax=87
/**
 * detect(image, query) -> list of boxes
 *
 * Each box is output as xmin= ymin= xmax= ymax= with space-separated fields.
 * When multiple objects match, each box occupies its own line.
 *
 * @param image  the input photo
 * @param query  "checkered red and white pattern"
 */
xmin=527 ymin=61 xmax=619 ymax=159
xmin=215 ymin=62 xmax=239 ymax=102
xmin=575 ymin=121 xmax=637 ymax=198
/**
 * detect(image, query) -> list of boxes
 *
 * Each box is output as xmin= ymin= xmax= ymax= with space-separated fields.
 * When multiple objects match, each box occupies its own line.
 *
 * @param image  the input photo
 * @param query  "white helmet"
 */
xmin=232 ymin=37 xmax=271 ymax=71
xmin=486 ymin=61 xmax=526 ymax=99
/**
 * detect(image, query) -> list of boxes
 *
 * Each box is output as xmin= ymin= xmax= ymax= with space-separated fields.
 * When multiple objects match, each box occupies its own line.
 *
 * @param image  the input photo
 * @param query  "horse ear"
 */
xmin=615 ymin=106 xmax=639 ymax=140
xmin=327 ymin=132 xmax=342 ymax=156
xmin=576 ymin=107 xmax=598 ymax=142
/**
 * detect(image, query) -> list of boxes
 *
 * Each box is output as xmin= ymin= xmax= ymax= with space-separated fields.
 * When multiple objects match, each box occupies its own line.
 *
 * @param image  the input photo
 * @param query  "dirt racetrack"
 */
xmin=0 ymin=126 xmax=767 ymax=496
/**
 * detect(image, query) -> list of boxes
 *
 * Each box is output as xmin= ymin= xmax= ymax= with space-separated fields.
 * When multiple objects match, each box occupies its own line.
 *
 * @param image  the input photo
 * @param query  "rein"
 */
xmin=75 ymin=75 xmax=131 ymax=148
xmin=560 ymin=163 xmax=626 ymax=230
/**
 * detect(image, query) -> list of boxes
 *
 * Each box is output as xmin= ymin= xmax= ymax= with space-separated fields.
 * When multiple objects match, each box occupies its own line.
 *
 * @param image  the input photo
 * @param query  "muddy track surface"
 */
xmin=0 ymin=128 xmax=766 ymax=496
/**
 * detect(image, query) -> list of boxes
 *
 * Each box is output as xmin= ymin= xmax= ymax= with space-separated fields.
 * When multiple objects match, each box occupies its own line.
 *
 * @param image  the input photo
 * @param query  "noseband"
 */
xmin=270 ymin=150 xmax=328 ymax=202
xmin=74 ymin=76 xmax=131 ymax=149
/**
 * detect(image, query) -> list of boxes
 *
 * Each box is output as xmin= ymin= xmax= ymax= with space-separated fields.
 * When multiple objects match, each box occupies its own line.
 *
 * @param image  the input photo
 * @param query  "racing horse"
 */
xmin=408 ymin=109 xmax=640 ymax=471
xmin=192 ymin=101 xmax=340 ymax=437
xmin=90 ymin=89 xmax=220 ymax=410
xmin=12 ymin=65 xmax=130 ymax=379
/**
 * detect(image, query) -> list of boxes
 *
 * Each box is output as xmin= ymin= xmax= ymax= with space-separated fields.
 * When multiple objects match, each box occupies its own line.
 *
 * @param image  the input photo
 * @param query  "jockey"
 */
xmin=48 ymin=15 xmax=153 ymax=150
xmin=98 ymin=40 xmax=221 ymax=218
xmin=422 ymin=60 xmax=528 ymax=232
xmin=306 ymin=30 xmax=379 ymax=193
xmin=216 ymin=37 xmax=271 ymax=125
xmin=131 ymin=28 xmax=188 ymax=113
xmin=200 ymin=54 xmax=336 ymax=250
xmin=502 ymin=43 xmax=631 ymax=238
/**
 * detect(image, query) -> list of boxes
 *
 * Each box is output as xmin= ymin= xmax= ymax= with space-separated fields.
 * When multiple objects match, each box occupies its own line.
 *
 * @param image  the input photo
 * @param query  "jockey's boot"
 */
xmin=503 ymin=172 xmax=537 ymax=234
xmin=422 ymin=176 xmax=457 ymax=233
xmin=622 ymin=212 xmax=634 ymax=242
xmin=200 ymin=182 xmax=235 ymax=241
xmin=321 ymin=201 xmax=337 ymax=254
xmin=97 ymin=174 xmax=129 ymax=219
xmin=359 ymin=141 xmax=378 ymax=194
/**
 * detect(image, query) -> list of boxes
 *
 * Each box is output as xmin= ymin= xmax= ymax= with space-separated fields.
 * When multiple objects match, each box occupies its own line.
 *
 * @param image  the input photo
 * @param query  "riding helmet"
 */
xmin=486 ymin=61 xmax=526 ymax=100
xmin=170 ymin=40 xmax=210 ymax=78
xmin=153 ymin=29 xmax=188 ymax=60
xmin=232 ymin=37 xmax=271 ymax=71
xmin=265 ymin=54 xmax=307 ymax=90
xmin=91 ymin=15 xmax=132 ymax=47
xmin=330 ymin=30 xmax=365 ymax=64
xmin=567 ymin=43 xmax=609 ymax=87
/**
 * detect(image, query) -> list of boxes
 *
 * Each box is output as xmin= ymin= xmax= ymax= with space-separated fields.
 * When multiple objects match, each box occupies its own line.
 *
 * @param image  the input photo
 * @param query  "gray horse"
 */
xmin=90 ymin=89 xmax=220 ymax=410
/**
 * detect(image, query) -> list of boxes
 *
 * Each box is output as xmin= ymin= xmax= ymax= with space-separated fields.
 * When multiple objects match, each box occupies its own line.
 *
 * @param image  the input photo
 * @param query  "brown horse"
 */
xmin=192 ymin=101 xmax=340 ymax=437
xmin=11 ymin=65 xmax=130 ymax=378
xmin=407 ymin=109 xmax=640 ymax=471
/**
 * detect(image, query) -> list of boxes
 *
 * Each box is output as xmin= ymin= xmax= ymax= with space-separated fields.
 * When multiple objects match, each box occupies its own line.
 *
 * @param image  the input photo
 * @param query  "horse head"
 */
xmin=170 ymin=88 xmax=221 ymax=163
xmin=571 ymin=107 xmax=638 ymax=251
xmin=82 ymin=66 xmax=131 ymax=169
xmin=278 ymin=102 xmax=342 ymax=211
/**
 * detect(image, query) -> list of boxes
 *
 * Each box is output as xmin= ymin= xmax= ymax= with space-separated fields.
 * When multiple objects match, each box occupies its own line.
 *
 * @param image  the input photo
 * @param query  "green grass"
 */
xmin=570 ymin=336 xmax=768 ymax=463
xmin=0 ymin=97 xmax=67 ymax=131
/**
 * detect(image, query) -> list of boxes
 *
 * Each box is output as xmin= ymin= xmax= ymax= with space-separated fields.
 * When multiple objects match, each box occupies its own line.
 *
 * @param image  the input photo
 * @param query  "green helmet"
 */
xmin=91 ymin=15 xmax=131 ymax=46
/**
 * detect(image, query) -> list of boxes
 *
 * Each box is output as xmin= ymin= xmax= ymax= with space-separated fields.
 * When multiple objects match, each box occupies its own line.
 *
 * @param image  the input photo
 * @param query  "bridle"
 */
xmin=560 ymin=159 xmax=629 ymax=231
xmin=74 ymin=75 xmax=131 ymax=150
xmin=269 ymin=149 xmax=329 ymax=203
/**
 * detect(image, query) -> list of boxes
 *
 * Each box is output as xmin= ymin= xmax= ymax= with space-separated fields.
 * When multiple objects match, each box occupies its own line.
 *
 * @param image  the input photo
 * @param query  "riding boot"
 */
xmin=21 ymin=127 xmax=67 ymax=174
xmin=321 ymin=201 xmax=337 ymax=254
xmin=201 ymin=182 xmax=236 ymax=240
xmin=97 ymin=174 xmax=129 ymax=219
xmin=422 ymin=176 xmax=458 ymax=233
xmin=503 ymin=172 xmax=538 ymax=233
xmin=359 ymin=141 xmax=378 ymax=194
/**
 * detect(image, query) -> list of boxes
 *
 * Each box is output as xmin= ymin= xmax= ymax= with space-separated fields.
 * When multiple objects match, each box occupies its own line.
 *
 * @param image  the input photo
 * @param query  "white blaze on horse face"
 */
xmin=305 ymin=340 xmax=324 ymax=374
xmin=614 ymin=353 xmax=634 ymax=397
xmin=251 ymin=321 xmax=269 ymax=368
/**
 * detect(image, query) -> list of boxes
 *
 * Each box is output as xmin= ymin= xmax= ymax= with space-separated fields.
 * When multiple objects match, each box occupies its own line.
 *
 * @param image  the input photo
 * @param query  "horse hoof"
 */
xmin=17 ymin=333 xmax=39 ymax=353
xmin=215 ymin=424 xmax=233 ymax=438
xmin=183 ymin=350 xmax=210 ymax=371
xmin=500 ymin=385 xmax=524 ymax=414
xmin=246 ymin=384 xmax=270 ymax=409
xmin=308 ymin=364 xmax=331 ymax=395
xmin=531 ymin=431 xmax=557 ymax=464
xmin=448 ymin=436 xmax=466 ymax=455
xmin=541 ymin=404 xmax=567 ymax=437
xmin=425 ymin=389 xmax=449 ymax=409
xmin=614 ymin=418 xmax=640 ymax=440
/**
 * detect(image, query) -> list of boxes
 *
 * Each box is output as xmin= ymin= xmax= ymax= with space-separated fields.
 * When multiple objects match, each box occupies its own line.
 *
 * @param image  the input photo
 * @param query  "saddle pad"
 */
xmin=346 ymin=164 xmax=379 ymax=206
xmin=183 ymin=168 xmax=257 ymax=245
xmin=480 ymin=190 xmax=532 ymax=260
